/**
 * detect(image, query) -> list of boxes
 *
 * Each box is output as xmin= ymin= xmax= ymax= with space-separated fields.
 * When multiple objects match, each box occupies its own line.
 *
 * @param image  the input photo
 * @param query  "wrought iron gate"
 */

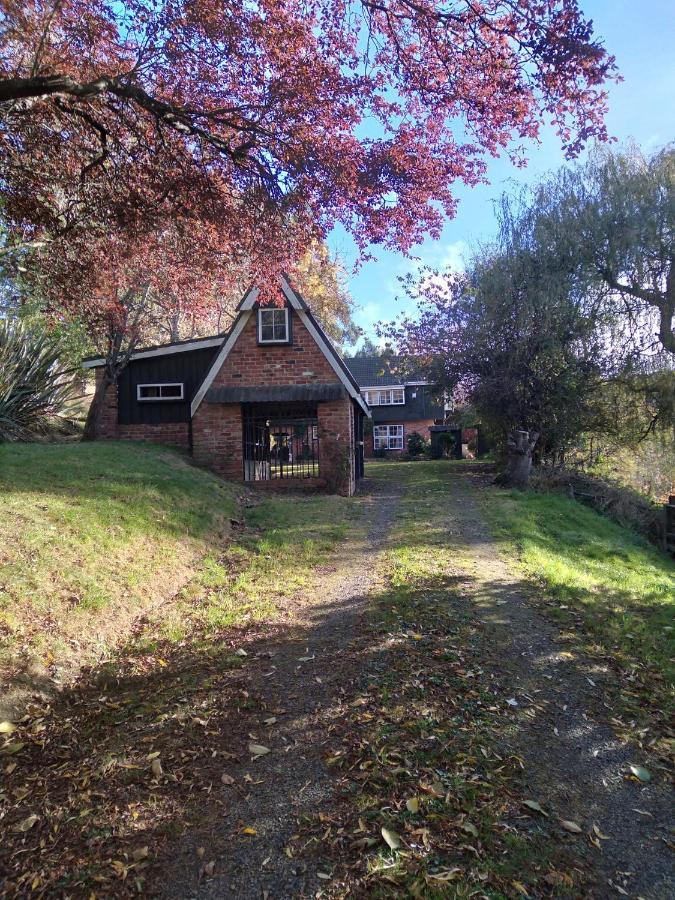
xmin=242 ymin=403 xmax=320 ymax=481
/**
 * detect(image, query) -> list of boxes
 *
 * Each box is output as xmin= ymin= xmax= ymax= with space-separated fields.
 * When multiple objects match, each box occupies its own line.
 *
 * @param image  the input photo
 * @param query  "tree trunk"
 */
xmin=493 ymin=429 xmax=539 ymax=489
xmin=82 ymin=371 xmax=113 ymax=441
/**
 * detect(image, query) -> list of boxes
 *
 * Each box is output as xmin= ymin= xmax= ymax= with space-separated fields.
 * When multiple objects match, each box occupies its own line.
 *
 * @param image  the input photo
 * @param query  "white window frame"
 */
xmin=258 ymin=307 xmax=290 ymax=344
xmin=137 ymin=383 xmax=184 ymax=401
xmin=364 ymin=387 xmax=405 ymax=406
xmin=373 ymin=424 xmax=404 ymax=450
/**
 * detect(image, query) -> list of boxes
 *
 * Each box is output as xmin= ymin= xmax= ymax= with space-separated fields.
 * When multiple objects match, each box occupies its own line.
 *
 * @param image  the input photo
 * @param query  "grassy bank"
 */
xmin=0 ymin=442 xmax=360 ymax=689
xmin=480 ymin=486 xmax=675 ymax=739
xmin=0 ymin=444 xmax=364 ymax=896
xmin=0 ymin=442 xmax=238 ymax=681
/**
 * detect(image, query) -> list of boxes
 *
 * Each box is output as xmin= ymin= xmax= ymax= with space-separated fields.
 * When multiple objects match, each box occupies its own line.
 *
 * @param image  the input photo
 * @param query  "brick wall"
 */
xmin=95 ymin=369 xmax=118 ymax=440
xmin=209 ymin=309 xmax=340 ymax=386
xmin=365 ymin=418 xmax=435 ymax=457
xmin=192 ymin=402 xmax=242 ymax=480
xmin=317 ymin=398 xmax=355 ymax=495
xmin=192 ymin=310 xmax=355 ymax=493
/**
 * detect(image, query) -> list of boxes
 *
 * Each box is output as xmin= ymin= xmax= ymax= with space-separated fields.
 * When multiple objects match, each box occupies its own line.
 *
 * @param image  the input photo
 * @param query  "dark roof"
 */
xmin=82 ymin=331 xmax=226 ymax=365
xmin=344 ymin=355 xmax=421 ymax=387
xmin=206 ymin=383 xmax=346 ymax=404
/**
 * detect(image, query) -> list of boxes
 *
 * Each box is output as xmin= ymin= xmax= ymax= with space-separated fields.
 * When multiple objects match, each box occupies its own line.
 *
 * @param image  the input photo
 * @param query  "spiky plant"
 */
xmin=0 ymin=318 xmax=79 ymax=441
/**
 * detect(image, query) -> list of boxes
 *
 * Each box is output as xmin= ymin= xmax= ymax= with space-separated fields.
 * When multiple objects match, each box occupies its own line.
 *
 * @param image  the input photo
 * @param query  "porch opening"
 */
xmin=242 ymin=402 xmax=320 ymax=481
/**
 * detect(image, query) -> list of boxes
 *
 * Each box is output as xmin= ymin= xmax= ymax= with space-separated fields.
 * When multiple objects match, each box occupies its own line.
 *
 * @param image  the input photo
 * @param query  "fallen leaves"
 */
xmin=248 ymin=743 xmax=271 ymax=758
xmin=522 ymin=799 xmax=548 ymax=817
xmin=628 ymin=764 xmax=651 ymax=783
xmin=13 ymin=814 xmax=39 ymax=833
xmin=381 ymin=826 xmax=401 ymax=850
xmin=559 ymin=819 xmax=583 ymax=834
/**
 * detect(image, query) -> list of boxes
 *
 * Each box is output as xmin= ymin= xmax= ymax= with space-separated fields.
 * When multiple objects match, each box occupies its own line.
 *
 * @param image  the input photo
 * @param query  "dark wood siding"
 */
xmin=369 ymin=385 xmax=443 ymax=423
xmin=117 ymin=346 xmax=220 ymax=425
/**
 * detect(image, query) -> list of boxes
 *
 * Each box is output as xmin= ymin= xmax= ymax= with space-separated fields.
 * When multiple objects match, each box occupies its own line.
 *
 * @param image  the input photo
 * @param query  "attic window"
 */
xmin=137 ymin=383 xmax=184 ymax=401
xmin=258 ymin=307 xmax=290 ymax=344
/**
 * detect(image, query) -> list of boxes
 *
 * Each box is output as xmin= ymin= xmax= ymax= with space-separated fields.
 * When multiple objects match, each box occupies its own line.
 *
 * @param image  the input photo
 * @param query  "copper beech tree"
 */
xmin=38 ymin=223 xmax=239 ymax=439
xmin=2 ymin=0 xmax=616 ymax=282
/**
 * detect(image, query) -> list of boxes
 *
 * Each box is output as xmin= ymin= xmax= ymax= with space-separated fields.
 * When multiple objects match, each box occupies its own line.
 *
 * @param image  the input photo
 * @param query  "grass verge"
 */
xmin=0 ymin=442 xmax=238 ymax=681
xmin=479 ymin=486 xmax=674 ymax=747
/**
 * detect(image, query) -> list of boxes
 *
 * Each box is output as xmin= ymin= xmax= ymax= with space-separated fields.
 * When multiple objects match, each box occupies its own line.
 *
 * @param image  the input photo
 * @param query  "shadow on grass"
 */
xmin=1 ymin=571 xmax=472 ymax=897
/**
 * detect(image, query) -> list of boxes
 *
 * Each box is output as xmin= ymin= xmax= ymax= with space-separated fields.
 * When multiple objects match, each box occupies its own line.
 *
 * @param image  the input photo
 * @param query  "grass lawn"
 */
xmin=0 ymin=442 xmax=360 ymax=688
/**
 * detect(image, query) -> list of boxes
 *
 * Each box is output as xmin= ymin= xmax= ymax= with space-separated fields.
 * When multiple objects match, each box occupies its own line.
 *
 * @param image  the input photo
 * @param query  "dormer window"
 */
xmin=258 ymin=307 xmax=290 ymax=344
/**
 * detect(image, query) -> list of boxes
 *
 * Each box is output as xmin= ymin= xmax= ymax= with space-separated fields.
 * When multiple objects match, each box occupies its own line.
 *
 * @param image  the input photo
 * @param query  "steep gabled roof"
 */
xmin=190 ymin=275 xmax=370 ymax=417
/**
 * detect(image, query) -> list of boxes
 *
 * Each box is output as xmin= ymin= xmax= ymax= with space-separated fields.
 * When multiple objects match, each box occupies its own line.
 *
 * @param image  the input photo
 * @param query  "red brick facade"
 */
xmin=92 ymin=308 xmax=358 ymax=494
xmin=366 ymin=418 xmax=435 ymax=457
xmin=191 ymin=311 xmax=356 ymax=494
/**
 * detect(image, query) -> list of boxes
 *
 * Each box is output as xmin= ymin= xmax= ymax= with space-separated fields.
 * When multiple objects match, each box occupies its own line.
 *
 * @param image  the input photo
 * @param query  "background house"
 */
xmin=344 ymin=356 xmax=445 ymax=456
xmin=83 ymin=277 xmax=369 ymax=495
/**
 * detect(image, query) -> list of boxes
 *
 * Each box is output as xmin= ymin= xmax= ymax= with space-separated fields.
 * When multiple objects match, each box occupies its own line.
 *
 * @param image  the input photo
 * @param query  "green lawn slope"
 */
xmin=0 ymin=442 xmax=238 ymax=683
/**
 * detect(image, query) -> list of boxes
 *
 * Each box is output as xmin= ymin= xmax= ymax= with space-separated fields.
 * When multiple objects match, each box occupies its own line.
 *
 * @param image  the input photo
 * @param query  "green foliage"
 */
xmin=437 ymin=431 xmax=457 ymax=455
xmin=406 ymin=430 xmax=428 ymax=456
xmin=348 ymin=336 xmax=382 ymax=357
xmin=0 ymin=318 xmax=80 ymax=440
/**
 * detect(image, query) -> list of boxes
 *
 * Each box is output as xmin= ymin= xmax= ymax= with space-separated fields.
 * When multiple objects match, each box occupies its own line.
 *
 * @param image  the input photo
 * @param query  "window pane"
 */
xmin=259 ymin=308 xmax=288 ymax=341
xmin=161 ymin=384 xmax=182 ymax=398
xmin=392 ymin=389 xmax=404 ymax=404
xmin=140 ymin=385 xmax=160 ymax=398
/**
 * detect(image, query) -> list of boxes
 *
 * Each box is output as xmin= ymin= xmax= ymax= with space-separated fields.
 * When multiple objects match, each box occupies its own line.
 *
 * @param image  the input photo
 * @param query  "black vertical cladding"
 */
xmin=354 ymin=403 xmax=365 ymax=480
xmin=116 ymin=346 xmax=220 ymax=425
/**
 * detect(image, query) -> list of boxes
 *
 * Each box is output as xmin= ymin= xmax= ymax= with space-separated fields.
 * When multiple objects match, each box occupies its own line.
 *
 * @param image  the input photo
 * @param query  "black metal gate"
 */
xmin=242 ymin=403 xmax=320 ymax=481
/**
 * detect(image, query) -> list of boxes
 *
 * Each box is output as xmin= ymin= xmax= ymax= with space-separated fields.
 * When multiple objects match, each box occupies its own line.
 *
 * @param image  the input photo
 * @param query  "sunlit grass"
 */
xmin=480 ymin=488 xmax=675 ymax=683
xmin=0 ymin=442 xmax=238 ymax=673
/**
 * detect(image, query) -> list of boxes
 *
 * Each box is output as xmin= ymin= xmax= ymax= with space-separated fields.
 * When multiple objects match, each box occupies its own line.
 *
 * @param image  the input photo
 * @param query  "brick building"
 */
xmin=343 ymin=355 xmax=445 ymax=456
xmin=84 ymin=277 xmax=369 ymax=495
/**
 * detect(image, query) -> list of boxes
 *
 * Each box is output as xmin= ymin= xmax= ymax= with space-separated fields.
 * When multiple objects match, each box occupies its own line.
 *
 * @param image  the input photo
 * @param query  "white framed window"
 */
xmin=258 ymin=307 xmax=290 ymax=343
xmin=363 ymin=387 xmax=405 ymax=406
xmin=137 ymin=383 xmax=184 ymax=401
xmin=373 ymin=424 xmax=404 ymax=450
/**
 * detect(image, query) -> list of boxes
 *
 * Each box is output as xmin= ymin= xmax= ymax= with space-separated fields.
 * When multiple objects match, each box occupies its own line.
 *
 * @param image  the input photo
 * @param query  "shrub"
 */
xmin=406 ymin=431 xmax=429 ymax=456
xmin=438 ymin=431 xmax=458 ymax=457
xmin=0 ymin=319 xmax=78 ymax=441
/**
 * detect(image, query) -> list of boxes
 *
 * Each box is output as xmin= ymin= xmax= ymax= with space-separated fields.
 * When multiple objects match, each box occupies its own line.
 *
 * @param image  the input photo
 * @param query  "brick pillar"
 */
xmin=95 ymin=369 xmax=119 ymax=439
xmin=192 ymin=402 xmax=243 ymax=479
xmin=318 ymin=399 xmax=355 ymax=496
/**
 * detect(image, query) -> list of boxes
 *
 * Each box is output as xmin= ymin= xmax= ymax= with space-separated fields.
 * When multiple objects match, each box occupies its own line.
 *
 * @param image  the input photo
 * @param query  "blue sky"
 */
xmin=328 ymin=0 xmax=675 ymax=347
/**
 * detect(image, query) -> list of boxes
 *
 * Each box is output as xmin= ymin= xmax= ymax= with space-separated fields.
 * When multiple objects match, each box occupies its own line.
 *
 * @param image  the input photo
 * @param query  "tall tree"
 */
xmin=1 ymin=0 xmax=616 ymax=285
xmin=386 ymin=243 xmax=610 ymax=487
xmin=293 ymin=243 xmax=361 ymax=347
xmin=526 ymin=145 xmax=675 ymax=355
